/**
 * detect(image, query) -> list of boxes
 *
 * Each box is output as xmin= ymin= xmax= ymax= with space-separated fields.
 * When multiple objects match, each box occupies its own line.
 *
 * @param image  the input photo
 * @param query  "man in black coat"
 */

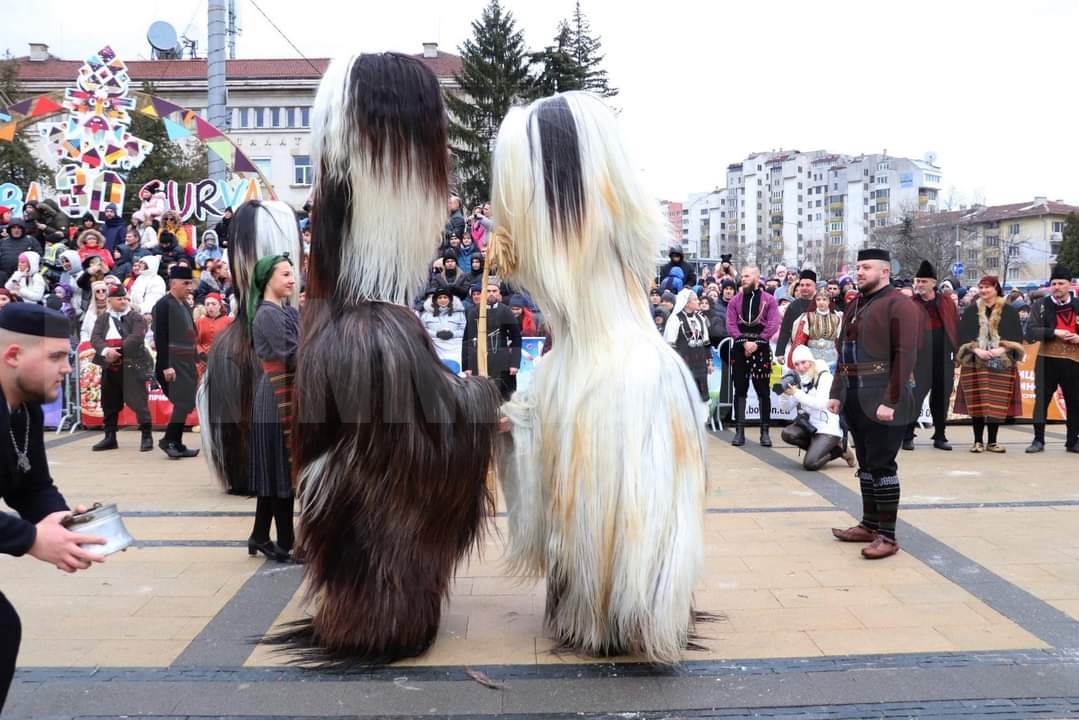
xmin=152 ymin=266 xmax=199 ymax=459
xmin=0 ymin=304 xmax=106 ymax=712
xmin=1025 ymin=264 xmax=1079 ymax=453
xmin=463 ymin=281 xmax=522 ymax=400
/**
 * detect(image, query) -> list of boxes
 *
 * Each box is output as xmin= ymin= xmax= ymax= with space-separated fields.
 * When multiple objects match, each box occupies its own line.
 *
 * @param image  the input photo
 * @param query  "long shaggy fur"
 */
xmin=283 ymin=52 xmax=501 ymax=664
xmin=491 ymin=92 xmax=708 ymax=664
xmin=198 ymin=200 xmax=302 ymax=493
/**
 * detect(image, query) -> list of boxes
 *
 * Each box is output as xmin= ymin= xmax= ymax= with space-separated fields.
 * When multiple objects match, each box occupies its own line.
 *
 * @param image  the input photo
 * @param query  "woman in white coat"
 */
xmin=4 ymin=251 xmax=47 ymax=303
xmin=420 ymin=287 xmax=466 ymax=372
xmin=778 ymin=345 xmax=854 ymax=470
xmin=128 ymin=255 xmax=166 ymax=316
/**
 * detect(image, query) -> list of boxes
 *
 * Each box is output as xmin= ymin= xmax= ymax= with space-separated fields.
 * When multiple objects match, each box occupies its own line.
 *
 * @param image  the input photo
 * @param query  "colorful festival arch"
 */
xmin=0 ymin=45 xmax=275 ymax=221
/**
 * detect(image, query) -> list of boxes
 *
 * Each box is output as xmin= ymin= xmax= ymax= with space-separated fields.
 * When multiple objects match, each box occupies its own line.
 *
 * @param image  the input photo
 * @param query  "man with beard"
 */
xmin=726 ymin=266 xmax=780 ymax=447
xmin=828 ymin=249 xmax=918 ymax=559
xmin=776 ymin=269 xmax=819 ymax=363
xmin=463 ymin=281 xmax=522 ymax=400
xmin=1025 ymin=264 xmax=1079 ymax=453
xmin=904 ymin=260 xmax=959 ymax=451
xmin=0 ymin=304 xmax=107 ymax=712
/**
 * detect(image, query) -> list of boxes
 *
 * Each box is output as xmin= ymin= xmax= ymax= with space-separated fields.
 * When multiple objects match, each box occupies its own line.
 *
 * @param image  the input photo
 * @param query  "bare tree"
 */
xmin=873 ymin=211 xmax=960 ymax=280
xmin=998 ymin=233 xmax=1032 ymax=286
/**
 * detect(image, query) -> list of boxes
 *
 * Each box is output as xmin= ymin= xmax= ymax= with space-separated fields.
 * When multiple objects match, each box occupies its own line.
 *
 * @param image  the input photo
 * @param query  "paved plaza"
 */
xmin=2 ymin=422 xmax=1079 ymax=718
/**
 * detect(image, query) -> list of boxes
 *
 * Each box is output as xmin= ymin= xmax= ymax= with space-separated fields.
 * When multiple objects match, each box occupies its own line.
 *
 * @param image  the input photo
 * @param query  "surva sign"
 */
xmin=0 ymin=177 xmax=262 ymax=223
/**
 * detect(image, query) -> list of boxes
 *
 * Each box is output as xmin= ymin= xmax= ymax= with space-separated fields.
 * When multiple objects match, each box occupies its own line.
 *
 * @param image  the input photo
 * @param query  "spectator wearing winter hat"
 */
xmin=428 ymin=251 xmax=470 ymax=301
xmin=100 ymin=203 xmax=127 ymax=253
xmin=77 ymin=229 xmax=114 ymax=269
xmin=467 ymin=254 xmax=485 ymax=287
xmin=659 ymin=245 xmax=696 ymax=287
xmin=508 ymin=293 xmax=542 ymax=337
xmin=0 ymin=220 xmax=44 ymax=287
xmin=196 ymin=292 xmax=232 ymax=379
xmin=421 ymin=287 xmax=467 ymax=371
xmin=195 ymin=229 xmax=224 ymax=269
xmin=4 ymin=251 xmax=46 ymax=304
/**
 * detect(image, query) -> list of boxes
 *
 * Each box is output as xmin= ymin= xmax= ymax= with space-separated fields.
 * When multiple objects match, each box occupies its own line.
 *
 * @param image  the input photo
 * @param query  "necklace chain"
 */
xmin=9 ymin=405 xmax=30 ymax=473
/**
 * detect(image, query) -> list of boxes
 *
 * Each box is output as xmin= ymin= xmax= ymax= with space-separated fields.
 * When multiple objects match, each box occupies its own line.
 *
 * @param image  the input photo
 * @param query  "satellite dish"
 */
xmin=924 ymin=150 xmax=938 ymax=165
xmin=147 ymin=21 xmax=179 ymax=57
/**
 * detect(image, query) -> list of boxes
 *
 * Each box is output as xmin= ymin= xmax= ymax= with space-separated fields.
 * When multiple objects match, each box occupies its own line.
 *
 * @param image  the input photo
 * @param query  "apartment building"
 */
xmin=684 ymin=149 xmax=943 ymax=273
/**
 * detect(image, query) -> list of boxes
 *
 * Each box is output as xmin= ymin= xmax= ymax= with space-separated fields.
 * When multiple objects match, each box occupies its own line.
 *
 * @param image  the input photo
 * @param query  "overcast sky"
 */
xmin=2 ymin=0 xmax=1074 ymax=207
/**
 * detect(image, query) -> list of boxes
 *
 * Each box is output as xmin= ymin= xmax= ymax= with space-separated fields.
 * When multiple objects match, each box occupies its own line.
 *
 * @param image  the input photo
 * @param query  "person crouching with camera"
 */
xmin=777 ymin=345 xmax=855 ymax=470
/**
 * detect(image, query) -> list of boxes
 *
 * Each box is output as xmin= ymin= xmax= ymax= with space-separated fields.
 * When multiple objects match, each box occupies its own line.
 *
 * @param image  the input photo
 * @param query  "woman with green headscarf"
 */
xmin=247 ymin=253 xmax=300 ymax=562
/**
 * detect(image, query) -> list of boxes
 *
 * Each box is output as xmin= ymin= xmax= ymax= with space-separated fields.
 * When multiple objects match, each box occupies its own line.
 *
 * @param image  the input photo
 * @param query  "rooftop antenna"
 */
xmin=147 ymin=21 xmax=181 ymax=60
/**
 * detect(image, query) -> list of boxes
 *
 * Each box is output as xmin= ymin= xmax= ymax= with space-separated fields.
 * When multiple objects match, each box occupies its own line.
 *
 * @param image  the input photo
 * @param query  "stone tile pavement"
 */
xmin=2 ymin=423 xmax=1079 ymax=718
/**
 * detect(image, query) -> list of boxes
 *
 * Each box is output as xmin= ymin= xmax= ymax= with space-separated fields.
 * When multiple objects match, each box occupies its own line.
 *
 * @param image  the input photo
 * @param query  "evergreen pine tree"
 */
xmin=568 ymin=1 xmax=618 ymax=98
xmin=0 ymin=59 xmax=52 ymax=190
xmin=120 ymin=82 xmax=207 ymax=217
xmin=446 ymin=0 xmax=530 ymax=205
xmin=528 ymin=21 xmax=586 ymax=99
xmin=1056 ymin=211 xmax=1079 ymax=274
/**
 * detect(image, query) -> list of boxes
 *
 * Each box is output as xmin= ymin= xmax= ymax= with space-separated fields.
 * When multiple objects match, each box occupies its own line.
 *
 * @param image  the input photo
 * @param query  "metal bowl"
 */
xmin=63 ymin=503 xmax=134 ymax=555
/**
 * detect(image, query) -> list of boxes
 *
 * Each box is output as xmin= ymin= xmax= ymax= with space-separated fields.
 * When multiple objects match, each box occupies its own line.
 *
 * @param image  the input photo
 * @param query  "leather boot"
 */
xmin=92 ymin=430 xmax=118 ymax=451
xmin=731 ymin=397 xmax=746 ymax=447
xmin=759 ymin=423 xmax=772 ymax=447
xmin=140 ymin=428 xmax=154 ymax=452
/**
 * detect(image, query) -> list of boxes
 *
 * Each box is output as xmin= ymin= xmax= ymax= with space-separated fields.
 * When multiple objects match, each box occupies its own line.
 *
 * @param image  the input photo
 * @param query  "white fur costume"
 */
xmin=491 ymin=92 xmax=708 ymax=664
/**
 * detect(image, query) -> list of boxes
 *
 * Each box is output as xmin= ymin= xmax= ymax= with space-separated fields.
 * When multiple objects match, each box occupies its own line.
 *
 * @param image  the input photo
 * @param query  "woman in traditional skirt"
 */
xmin=247 ymin=254 xmax=300 ymax=562
xmin=954 ymin=275 xmax=1025 ymax=453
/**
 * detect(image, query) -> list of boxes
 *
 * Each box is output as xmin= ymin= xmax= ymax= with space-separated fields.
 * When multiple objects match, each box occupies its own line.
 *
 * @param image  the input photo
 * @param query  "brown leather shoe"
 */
xmin=861 ymin=536 xmax=900 ymax=559
xmin=832 ymin=525 xmax=877 ymax=543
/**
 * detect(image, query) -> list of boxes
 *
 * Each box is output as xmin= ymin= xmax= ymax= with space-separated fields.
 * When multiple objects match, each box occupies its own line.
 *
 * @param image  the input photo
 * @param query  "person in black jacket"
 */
xmin=0 ymin=221 xmax=43 ymax=288
xmin=0 ymin=304 xmax=107 ymax=712
xmin=213 ymin=207 xmax=232 ymax=250
xmin=444 ymin=196 xmax=466 ymax=243
xmin=1024 ymin=264 xmax=1079 ymax=453
xmin=152 ymin=266 xmax=200 ymax=459
xmin=658 ymin=245 xmax=696 ymax=288
xmin=428 ymin=252 xmax=471 ymax=300
xmin=463 ymin=281 xmax=522 ymax=400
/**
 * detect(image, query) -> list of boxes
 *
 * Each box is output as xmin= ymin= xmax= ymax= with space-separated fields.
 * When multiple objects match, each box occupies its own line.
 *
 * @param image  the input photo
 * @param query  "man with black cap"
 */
xmin=905 ymin=260 xmax=960 ymax=451
xmin=430 ymin=251 xmax=470 ymax=301
xmin=1025 ymin=264 xmax=1079 ymax=453
xmin=90 ymin=285 xmax=153 ymax=452
xmin=659 ymin=245 xmax=697 ymax=288
xmin=775 ymin=269 xmax=819 ymax=363
xmin=0 ymin=304 xmax=107 ymax=712
xmin=827 ymin=249 xmax=918 ymax=559
xmin=152 ymin=266 xmax=199 ymax=459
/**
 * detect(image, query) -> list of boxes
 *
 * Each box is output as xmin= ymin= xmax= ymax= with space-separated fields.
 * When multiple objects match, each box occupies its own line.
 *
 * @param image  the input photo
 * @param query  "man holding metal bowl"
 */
xmin=0 ymin=304 xmax=107 ymax=712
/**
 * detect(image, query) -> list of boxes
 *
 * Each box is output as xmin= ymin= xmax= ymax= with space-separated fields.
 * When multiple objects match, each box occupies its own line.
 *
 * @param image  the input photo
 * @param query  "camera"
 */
xmin=772 ymin=371 xmax=800 ymax=396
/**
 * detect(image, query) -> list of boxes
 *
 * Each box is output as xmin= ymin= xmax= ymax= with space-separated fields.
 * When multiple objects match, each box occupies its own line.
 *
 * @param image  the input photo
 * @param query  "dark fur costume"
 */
xmin=276 ymin=52 xmax=501 ymax=664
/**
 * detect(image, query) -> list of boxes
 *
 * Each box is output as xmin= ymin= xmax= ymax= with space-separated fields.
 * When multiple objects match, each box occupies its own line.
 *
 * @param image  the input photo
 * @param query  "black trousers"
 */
xmin=101 ymin=366 xmax=151 ymax=431
xmin=906 ymin=354 xmax=955 ymax=442
xmin=1033 ymin=356 xmax=1079 ymax=446
xmin=780 ymin=423 xmax=843 ymax=471
xmin=731 ymin=347 xmax=771 ymax=422
xmin=0 ymin=591 xmax=19 ymax=712
xmin=843 ymin=386 xmax=906 ymax=540
xmin=158 ymin=359 xmax=197 ymax=444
